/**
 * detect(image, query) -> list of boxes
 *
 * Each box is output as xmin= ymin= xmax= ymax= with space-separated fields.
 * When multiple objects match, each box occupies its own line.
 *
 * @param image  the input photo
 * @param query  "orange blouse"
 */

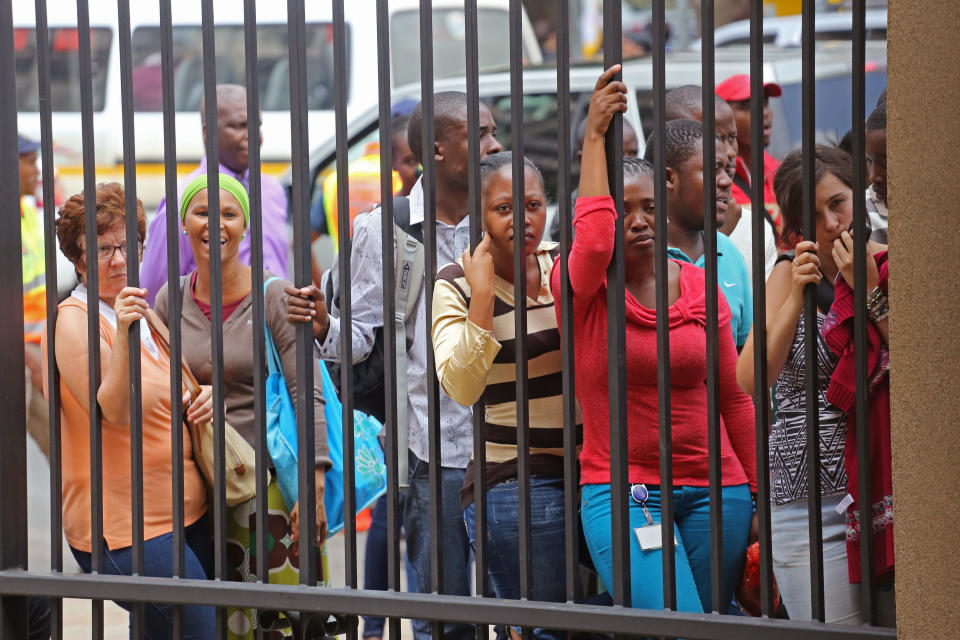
xmin=45 ymin=297 xmax=207 ymax=553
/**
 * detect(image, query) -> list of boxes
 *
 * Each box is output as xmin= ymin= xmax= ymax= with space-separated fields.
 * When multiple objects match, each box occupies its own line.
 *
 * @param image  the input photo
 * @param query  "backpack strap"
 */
xmin=391 ymin=196 xmax=422 ymax=486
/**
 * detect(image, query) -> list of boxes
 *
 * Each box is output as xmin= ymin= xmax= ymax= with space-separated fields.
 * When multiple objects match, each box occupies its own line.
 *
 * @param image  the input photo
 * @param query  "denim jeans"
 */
xmin=362 ymin=493 xmax=420 ymax=638
xmin=581 ymin=483 xmax=752 ymax=614
xmin=71 ymin=514 xmax=215 ymax=640
xmin=402 ymin=450 xmax=474 ymax=640
xmin=463 ymin=476 xmax=567 ymax=640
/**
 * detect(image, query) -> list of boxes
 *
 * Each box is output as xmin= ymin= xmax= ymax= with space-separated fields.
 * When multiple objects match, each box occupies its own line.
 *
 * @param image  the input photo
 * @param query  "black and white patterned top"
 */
xmin=769 ymin=311 xmax=848 ymax=505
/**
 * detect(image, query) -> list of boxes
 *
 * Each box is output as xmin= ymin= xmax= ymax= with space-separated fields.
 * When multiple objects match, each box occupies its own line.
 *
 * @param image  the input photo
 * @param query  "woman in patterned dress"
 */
xmin=736 ymin=145 xmax=889 ymax=624
xmin=153 ymin=174 xmax=331 ymax=638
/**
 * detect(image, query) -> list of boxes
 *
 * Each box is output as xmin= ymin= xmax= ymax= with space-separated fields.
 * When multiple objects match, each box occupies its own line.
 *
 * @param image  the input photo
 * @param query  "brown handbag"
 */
xmin=144 ymin=309 xmax=257 ymax=506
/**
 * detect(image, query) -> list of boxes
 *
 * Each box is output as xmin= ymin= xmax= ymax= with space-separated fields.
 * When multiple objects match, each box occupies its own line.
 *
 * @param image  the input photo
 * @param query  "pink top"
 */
xmin=550 ymin=196 xmax=757 ymax=489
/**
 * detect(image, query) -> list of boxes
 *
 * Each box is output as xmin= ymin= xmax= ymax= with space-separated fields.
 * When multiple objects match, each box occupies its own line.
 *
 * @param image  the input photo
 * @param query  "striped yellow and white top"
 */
xmin=432 ymin=242 xmax=581 ymax=506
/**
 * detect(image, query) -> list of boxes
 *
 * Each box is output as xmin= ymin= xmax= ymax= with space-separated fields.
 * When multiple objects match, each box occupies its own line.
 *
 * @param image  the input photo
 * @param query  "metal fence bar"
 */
xmin=699 ymin=0 xmax=724 ymax=615
xmin=288 ymin=0 xmax=318 ymax=585
xmin=417 ymin=7 xmax=444 ymax=636
xmin=0 ymin=570 xmax=898 ymax=640
xmin=198 ymin=3 xmax=230 ymax=636
xmin=651 ymin=0 xmax=676 ymax=611
xmin=0 ymin=0 xmax=28 ymax=634
xmin=850 ymin=0 xmax=876 ymax=624
xmin=748 ymin=0 xmax=775 ymax=620
xmin=157 ymin=0 xmax=186 ymax=635
xmin=34 ymin=0 xmax=64 ymax=634
xmin=374 ymin=3 xmax=403 ymax=639
xmin=601 ymin=0 xmax=630 ymax=609
xmin=507 ymin=0 xmax=533 ymax=615
xmin=464 ymin=0 xmax=490 ymax=619
xmin=76 ymin=0 xmax=105 ymax=634
xmin=555 ymin=0 xmax=581 ymax=605
xmin=801 ymin=0 xmax=826 ymax=621
xmin=331 ymin=0 xmax=357 ymax=596
xmin=242 ymin=0 xmax=271 ymax=606
xmin=117 ymin=0 xmax=145 ymax=634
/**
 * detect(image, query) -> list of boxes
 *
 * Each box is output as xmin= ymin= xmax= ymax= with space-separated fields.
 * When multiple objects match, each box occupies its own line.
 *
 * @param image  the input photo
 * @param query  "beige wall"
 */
xmin=888 ymin=2 xmax=960 ymax=638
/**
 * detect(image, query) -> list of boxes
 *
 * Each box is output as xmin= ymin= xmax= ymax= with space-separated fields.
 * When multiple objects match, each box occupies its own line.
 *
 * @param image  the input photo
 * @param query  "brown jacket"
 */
xmin=155 ymin=272 xmax=331 ymax=469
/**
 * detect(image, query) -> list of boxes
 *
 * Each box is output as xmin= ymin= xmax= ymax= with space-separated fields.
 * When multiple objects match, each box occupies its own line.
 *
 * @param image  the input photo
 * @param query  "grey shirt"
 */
xmin=155 ymin=272 xmax=331 ymax=469
xmin=316 ymin=178 xmax=474 ymax=468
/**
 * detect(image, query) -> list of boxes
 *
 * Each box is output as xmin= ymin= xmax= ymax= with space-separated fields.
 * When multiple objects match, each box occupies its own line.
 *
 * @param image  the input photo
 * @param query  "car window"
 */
xmin=391 ymin=8 xmax=521 ymax=88
xmin=14 ymin=27 xmax=113 ymax=112
xmin=773 ymin=69 xmax=887 ymax=157
xmin=131 ymin=24 xmax=343 ymax=112
xmin=485 ymin=91 xmax=594 ymax=202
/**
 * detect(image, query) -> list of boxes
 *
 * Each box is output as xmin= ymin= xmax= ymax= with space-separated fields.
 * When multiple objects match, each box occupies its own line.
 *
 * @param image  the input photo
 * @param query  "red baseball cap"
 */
xmin=715 ymin=74 xmax=782 ymax=102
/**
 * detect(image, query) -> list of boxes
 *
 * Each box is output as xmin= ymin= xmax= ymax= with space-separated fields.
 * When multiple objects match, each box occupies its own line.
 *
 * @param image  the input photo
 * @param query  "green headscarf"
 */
xmin=179 ymin=173 xmax=249 ymax=228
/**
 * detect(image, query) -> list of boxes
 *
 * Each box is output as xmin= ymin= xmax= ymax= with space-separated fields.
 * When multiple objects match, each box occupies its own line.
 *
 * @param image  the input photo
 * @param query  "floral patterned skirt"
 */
xmin=226 ymin=476 xmax=327 ymax=639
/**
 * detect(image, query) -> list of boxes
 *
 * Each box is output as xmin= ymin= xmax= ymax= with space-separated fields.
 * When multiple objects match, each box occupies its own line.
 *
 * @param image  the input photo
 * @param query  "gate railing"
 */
xmin=0 ymin=1 xmax=894 ymax=639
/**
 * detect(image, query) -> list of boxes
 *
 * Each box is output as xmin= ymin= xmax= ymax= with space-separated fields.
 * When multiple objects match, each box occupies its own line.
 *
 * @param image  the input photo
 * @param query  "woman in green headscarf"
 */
xmin=153 ymin=174 xmax=331 ymax=639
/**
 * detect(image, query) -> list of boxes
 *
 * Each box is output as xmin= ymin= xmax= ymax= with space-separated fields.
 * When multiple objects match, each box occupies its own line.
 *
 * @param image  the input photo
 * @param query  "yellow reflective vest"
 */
xmin=21 ymin=196 xmax=46 ymax=344
xmin=322 ymin=142 xmax=403 ymax=253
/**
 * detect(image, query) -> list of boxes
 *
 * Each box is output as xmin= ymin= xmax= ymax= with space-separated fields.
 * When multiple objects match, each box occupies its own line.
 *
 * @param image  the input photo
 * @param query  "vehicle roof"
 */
xmin=13 ymin=0 xmax=515 ymax=26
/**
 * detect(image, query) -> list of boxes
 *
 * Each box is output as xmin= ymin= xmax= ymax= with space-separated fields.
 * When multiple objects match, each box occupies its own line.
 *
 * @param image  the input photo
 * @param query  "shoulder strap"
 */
xmin=391 ymin=196 xmax=420 ymax=486
xmin=262 ymin=276 xmax=283 ymax=375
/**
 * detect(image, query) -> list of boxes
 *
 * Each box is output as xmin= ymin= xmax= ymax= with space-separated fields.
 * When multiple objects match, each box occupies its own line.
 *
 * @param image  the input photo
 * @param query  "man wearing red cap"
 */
xmin=716 ymin=74 xmax=783 ymax=234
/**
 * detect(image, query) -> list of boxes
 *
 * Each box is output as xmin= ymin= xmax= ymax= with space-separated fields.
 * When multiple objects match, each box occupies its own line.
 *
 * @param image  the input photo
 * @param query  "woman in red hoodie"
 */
xmin=551 ymin=66 xmax=757 ymax=613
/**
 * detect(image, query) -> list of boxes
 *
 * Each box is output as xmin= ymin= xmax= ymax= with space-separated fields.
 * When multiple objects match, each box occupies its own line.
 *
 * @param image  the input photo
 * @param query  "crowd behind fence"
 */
xmin=0 ymin=1 xmax=896 ymax=639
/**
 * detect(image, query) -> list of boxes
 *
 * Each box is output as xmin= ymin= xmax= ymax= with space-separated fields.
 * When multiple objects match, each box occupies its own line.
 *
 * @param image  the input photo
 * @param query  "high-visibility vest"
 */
xmin=21 ymin=196 xmax=46 ymax=344
xmin=322 ymin=142 xmax=403 ymax=253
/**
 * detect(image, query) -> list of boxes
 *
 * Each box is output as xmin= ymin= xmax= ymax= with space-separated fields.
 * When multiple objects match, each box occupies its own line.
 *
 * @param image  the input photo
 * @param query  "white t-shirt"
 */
xmin=727 ymin=206 xmax=778 ymax=288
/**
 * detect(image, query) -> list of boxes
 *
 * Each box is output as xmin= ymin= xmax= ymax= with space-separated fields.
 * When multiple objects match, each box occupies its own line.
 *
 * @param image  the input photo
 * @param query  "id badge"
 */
xmin=634 ymin=524 xmax=677 ymax=551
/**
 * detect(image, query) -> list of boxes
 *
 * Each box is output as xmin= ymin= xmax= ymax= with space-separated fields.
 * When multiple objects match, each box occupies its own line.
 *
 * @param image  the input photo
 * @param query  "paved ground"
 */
xmin=26 ymin=436 xmax=423 ymax=639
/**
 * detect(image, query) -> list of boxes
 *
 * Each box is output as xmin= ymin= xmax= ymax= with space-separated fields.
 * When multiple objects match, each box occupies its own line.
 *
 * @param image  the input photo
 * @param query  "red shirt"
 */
xmin=730 ymin=152 xmax=782 ymax=233
xmin=549 ymin=196 xmax=756 ymax=490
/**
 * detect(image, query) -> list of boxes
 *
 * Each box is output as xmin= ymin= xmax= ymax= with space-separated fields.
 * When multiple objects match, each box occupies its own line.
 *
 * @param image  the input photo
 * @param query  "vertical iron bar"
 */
xmin=375 ymin=5 xmax=402 ymax=640
xmin=419 ymin=0 xmax=441 ymax=588
xmin=332 ymin=0 xmax=357 ymax=595
xmin=76 ymin=0 xmax=105 ymax=635
xmin=35 ymin=0 xmax=65 ymax=634
xmin=419 ymin=4 xmax=443 ymax=638
xmin=117 ymin=0 xmax=145 ymax=634
xmin=748 ymin=0 xmax=775 ymax=620
xmin=651 ymin=0 xmax=676 ymax=611
xmin=243 ymin=0 xmax=270 ymax=596
xmin=464 ymin=0 xmax=490 ymax=618
xmin=158 ymin=0 xmax=185 ymax=635
xmin=509 ymin=0 xmax=533 ymax=612
xmin=801 ymin=0 xmax=826 ymax=622
xmin=555 ymin=0 xmax=580 ymax=604
xmin=199 ymin=2 xmax=228 ymax=635
xmin=602 ymin=0 xmax=630 ymax=609
xmin=700 ymin=0 xmax=724 ymax=615
xmin=850 ymin=0 xmax=876 ymax=624
xmin=289 ymin=0 xmax=318 ymax=584
xmin=0 ymin=0 xmax=28 ymax=634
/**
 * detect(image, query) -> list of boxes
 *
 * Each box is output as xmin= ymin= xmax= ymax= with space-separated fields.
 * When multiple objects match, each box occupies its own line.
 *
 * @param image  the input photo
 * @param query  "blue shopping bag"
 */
xmin=319 ymin=361 xmax=388 ymax=536
xmin=264 ymin=279 xmax=300 ymax=511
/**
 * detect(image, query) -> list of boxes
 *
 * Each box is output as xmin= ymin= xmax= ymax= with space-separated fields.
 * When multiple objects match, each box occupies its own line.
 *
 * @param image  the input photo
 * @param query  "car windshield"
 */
xmin=391 ymin=8 xmax=516 ymax=87
xmin=14 ymin=27 xmax=113 ymax=112
xmin=130 ymin=23 xmax=343 ymax=112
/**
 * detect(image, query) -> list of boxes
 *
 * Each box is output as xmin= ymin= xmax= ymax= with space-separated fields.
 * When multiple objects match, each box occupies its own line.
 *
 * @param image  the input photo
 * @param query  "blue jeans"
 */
xmin=581 ymin=483 xmax=752 ymax=614
xmin=464 ymin=476 xmax=567 ymax=640
xmin=71 ymin=514 xmax=215 ymax=640
xmin=402 ymin=450 xmax=474 ymax=640
xmin=362 ymin=493 xmax=420 ymax=638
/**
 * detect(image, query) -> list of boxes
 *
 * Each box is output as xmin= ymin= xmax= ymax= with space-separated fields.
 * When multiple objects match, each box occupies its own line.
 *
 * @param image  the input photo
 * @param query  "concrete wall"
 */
xmin=888 ymin=2 xmax=960 ymax=638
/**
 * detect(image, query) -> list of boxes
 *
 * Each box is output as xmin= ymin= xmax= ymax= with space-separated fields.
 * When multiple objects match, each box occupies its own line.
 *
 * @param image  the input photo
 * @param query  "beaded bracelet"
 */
xmin=867 ymin=286 xmax=889 ymax=322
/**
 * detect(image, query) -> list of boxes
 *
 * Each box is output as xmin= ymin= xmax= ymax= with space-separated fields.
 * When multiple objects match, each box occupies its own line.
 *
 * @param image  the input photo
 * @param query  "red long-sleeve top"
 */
xmin=550 ymin=196 xmax=757 ymax=490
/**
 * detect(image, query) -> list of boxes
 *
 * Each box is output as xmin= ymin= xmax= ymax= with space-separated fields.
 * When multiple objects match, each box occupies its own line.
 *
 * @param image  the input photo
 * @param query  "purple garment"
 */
xmin=140 ymin=156 xmax=290 ymax=305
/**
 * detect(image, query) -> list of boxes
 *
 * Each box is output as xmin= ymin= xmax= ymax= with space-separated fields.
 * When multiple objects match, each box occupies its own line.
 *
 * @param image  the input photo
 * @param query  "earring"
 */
xmin=182 ymin=230 xmax=188 ymax=236
xmin=242 ymin=233 xmax=247 ymax=240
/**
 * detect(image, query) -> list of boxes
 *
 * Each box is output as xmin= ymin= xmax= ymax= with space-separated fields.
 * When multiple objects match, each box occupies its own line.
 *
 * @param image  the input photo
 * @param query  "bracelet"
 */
xmin=867 ymin=286 xmax=889 ymax=322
